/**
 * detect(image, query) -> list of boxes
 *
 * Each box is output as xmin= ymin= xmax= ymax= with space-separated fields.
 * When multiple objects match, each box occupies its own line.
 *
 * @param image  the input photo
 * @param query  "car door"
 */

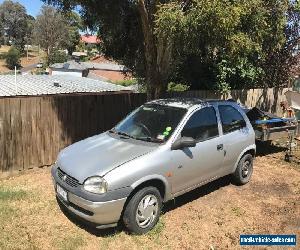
xmin=218 ymin=104 xmax=250 ymax=174
xmin=170 ymin=105 xmax=224 ymax=195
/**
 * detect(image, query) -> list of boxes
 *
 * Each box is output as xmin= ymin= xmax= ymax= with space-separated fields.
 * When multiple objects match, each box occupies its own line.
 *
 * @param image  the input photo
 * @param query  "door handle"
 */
xmin=217 ymin=144 xmax=223 ymax=151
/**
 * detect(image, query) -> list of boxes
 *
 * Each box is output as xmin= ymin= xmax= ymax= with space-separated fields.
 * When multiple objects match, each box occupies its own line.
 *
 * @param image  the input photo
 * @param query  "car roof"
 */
xmin=146 ymin=98 xmax=236 ymax=109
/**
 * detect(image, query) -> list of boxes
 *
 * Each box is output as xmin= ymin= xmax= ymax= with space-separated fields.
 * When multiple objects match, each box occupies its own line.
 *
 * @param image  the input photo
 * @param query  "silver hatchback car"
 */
xmin=52 ymin=98 xmax=256 ymax=234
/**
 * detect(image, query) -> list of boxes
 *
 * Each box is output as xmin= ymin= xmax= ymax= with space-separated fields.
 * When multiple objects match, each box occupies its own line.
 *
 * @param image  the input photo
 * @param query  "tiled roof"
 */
xmin=50 ymin=61 xmax=88 ymax=71
xmin=50 ymin=61 xmax=127 ymax=72
xmin=82 ymin=62 xmax=127 ymax=71
xmin=0 ymin=75 xmax=131 ymax=97
xmin=80 ymin=35 xmax=101 ymax=44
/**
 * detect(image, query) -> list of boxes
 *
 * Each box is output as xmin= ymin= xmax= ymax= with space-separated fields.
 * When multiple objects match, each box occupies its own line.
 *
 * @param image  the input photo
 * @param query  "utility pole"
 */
xmin=26 ymin=35 xmax=29 ymax=61
xmin=26 ymin=44 xmax=29 ymax=61
xmin=15 ymin=66 xmax=17 ymax=94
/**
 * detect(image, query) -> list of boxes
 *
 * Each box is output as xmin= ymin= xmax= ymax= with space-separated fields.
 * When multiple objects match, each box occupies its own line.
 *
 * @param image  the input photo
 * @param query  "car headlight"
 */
xmin=83 ymin=176 xmax=108 ymax=194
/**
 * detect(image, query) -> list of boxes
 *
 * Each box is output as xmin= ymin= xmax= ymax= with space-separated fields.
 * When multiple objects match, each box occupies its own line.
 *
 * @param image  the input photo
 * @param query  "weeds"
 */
xmin=231 ymin=207 xmax=244 ymax=217
xmin=0 ymin=186 xmax=27 ymax=201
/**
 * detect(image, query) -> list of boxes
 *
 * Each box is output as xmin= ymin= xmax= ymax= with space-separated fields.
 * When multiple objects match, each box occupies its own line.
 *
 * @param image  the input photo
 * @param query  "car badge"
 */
xmin=63 ymin=175 xmax=67 ymax=181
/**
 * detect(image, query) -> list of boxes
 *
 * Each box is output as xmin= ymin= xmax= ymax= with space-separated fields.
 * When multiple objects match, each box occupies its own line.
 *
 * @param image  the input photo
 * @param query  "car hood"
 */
xmin=56 ymin=132 xmax=155 ymax=183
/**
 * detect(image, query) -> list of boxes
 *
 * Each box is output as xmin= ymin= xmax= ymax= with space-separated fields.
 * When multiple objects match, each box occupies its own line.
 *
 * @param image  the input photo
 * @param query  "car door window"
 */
xmin=219 ymin=105 xmax=246 ymax=134
xmin=181 ymin=107 xmax=219 ymax=141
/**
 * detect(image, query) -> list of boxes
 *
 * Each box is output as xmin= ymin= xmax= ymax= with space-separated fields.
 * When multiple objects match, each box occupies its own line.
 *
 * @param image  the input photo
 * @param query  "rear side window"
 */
xmin=219 ymin=105 xmax=246 ymax=134
xmin=181 ymin=107 xmax=219 ymax=141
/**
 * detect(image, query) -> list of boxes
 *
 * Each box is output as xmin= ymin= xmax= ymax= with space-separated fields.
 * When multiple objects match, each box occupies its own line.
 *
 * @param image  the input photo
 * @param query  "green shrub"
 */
xmin=79 ymin=55 xmax=91 ymax=62
xmin=114 ymin=79 xmax=138 ymax=86
xmin=47 ymin=50 xmax=68 ymax=65
xmin=5 ymin=47 xmax=21 ymax=69
xmin=167 ymin=82 xmax=190 ymax=92
xmin=0 ymin=53 xmax=7 ymax=60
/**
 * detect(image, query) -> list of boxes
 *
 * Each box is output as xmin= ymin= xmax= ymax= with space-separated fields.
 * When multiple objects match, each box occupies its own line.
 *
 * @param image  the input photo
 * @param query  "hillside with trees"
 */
xmin=0 ymin=0 xmax=82 ymax=72
xmin=32 ymin=5 xmax=81 ymax=64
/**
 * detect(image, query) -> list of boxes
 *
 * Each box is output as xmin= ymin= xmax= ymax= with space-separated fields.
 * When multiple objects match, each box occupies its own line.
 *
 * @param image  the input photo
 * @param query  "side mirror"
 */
xmin=171 ymin=136 xmax=196 ymax=150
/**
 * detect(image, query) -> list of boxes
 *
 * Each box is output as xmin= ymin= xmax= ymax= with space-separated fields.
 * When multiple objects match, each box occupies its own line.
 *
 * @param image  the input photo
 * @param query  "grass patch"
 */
xmin=0 ymin=186 xmax=27 ymax=201
xmin=0 ymin=187 xmax=27 ymax=221
xmin=99 ymin=233 xmax=121 ymax=250
xmin=147 ymin=218 xmax=165 ymax=239
xmin=56 ymin=234 xmax=85 ymax=250
xmin=231 ymin=206 xmax=244 ymax=217
xmin=113 ymin=79 xmax=138 ymax=86
xmin=0 ymin=203 xmax=16 ymax=219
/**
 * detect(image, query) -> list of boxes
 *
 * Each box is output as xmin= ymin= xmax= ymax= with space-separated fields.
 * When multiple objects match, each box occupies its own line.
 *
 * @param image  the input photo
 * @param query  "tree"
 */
xmin=6 ymin=46 xmax=20 ymax=69
xmin=44 ymin=0 xmax=300 ymax=97
xmin=0 ymin=0 xmax=29 ymax=52
xmin=156 ymin=0 xmax=300 ymax=92
xmin=263 ymin=2 xmax=300 ymax=87
xmin=63 ymin=12 xmax=82 ymax=55
xmin=45 ymin=0 xmax=172 ymax=99
xmin=0 ymin=16 xmax=4 ymax=46
xmin=25 ymin=15 xmax=35 ymax=47
xmin=33 ymin=6 xmax=69 ymax=58
xmin=48 ymin=49 xmax=68 ymax=65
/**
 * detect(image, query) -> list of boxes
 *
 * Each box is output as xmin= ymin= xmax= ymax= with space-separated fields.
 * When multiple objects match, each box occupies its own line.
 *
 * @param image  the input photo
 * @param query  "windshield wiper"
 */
xmin=117 ymin=131 xmax=135 ymax=138
xmin=109 ymin=129 xmax=135 ymax=139
xmin=135 ymin=137 xmax=163 ymax=143
xmin=109 ymin=129 xmax=160 ymax=142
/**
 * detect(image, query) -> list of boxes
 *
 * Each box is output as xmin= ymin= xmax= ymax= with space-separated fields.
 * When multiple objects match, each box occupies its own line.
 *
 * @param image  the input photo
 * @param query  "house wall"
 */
xmin=52 ymin=70 xmax=83 ymax=78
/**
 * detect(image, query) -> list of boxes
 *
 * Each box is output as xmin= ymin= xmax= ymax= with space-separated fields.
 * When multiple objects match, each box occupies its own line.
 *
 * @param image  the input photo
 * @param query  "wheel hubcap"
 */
xmin=136 ymin=194 xmax=158 ymax=228
xmin=242 ymin=161 xmax=251 ymax=178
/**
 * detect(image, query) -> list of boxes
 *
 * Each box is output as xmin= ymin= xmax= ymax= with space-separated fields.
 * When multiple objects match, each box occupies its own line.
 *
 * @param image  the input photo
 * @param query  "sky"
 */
xmin=0 ymin=0 xmax=45 ymax=17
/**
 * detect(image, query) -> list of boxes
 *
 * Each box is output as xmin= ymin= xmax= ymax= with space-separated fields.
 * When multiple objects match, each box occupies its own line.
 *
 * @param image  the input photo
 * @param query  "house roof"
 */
xmin=83 ymin=62 xmax=127 ymax=71
xmin=80 ymin=35 xmax=101 ymax=44
xmin=50 ymin=61 xmax=128 ymax=72
xmin=0 ymin=75 xmax=131 ymax=97
xmin=50 ymin=61 xmax=88 ymax=71
xmin=72 ymin=51 xmax=88 ymax=57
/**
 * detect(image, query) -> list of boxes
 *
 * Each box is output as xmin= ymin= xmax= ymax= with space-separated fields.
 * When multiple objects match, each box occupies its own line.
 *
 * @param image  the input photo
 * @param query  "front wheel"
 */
xmin=232 ymin=154 xmax=254 ymax=185
xmin=122 ymin=186 xmax=162 ymax=234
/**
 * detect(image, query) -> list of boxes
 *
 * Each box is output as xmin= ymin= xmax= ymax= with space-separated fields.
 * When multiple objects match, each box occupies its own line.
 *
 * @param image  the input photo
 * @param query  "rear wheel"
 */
xmin=232 ymin=154 xmax=253 ymax=185
xmin=123 ymin=186 xmax=162 ymax=234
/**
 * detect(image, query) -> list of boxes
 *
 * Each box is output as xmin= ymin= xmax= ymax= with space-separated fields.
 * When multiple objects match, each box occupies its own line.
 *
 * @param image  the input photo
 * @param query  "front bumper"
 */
xmin=51 ymin=165 xmax=128 ymax=228
xmin=57 ymin=192 xmax=126 ymax=228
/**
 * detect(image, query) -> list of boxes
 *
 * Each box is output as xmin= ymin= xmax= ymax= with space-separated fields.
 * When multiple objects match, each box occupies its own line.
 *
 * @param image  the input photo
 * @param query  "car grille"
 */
xmin=57 ymin=168 xmax=79 ymax=188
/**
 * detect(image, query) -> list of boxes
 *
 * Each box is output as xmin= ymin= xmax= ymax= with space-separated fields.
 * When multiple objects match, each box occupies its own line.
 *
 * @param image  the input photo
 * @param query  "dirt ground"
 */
xmin=0 ymin=45 xmax=41 ymax=73
xmin=0 ymin=146 xmax=299 ymax=250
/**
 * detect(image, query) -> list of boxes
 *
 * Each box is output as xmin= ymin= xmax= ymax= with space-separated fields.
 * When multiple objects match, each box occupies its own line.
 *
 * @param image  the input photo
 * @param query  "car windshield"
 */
xmin=112 ymin=104 xmax=187 ymax=143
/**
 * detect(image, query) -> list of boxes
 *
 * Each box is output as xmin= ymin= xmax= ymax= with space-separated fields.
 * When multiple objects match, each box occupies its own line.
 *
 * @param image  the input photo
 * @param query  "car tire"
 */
xmin=123 ymin=186 xmax=162 ymax=235
xmin=232 ymin=153 xmax=253 ymax=185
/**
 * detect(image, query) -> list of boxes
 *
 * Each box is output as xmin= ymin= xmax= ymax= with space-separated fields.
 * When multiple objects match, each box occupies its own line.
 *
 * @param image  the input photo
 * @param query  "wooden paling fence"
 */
xmin=0 ymin=87 xmax=290 ymax=177
xmin=0 ymin=93 xmax=146 ymax=177
xmin=166 ymin=88 xmax=291 ymax=116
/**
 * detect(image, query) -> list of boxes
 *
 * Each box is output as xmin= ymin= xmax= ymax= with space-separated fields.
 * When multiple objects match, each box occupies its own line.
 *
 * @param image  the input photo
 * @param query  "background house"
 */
xmin=86 ymin=62 xmax=131 ymax=82
xmin=50 ymin=58 xmax=132 ymax=82
xmin=80 ymin=35 xmax=101 ymax=46
xmin=0 ymin=74 xmax=130 ymax=96
xmin=50 ymin=61 xmax=89 ymax=77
